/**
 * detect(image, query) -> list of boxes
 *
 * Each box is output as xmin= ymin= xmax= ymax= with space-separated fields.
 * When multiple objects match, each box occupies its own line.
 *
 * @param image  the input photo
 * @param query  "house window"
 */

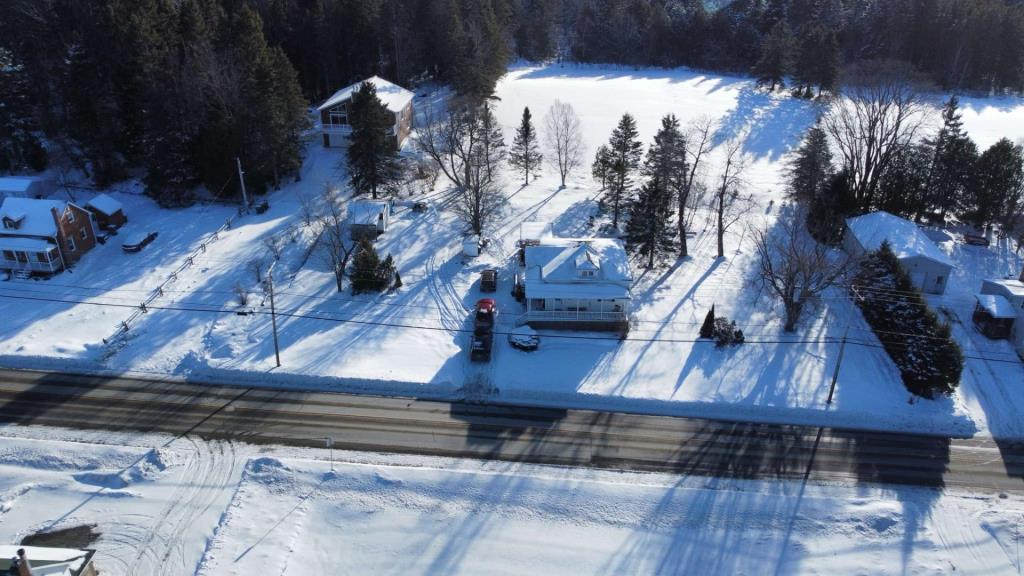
xmin=579 ymin=270 xmax=595 ymax=278
xmin=935 ymin=275 xmax=944 ymax=285
xmin=67 ymin=236 xmax=76 ymax=252
xmin=329 ymin=110 xmax=347 ymax=126
xmin=35 ymin=252 xmax=48 ymax=263
xmin=2 ymin=250 xmax=14 ymax=261
xmin=80 ymin=227 xmax=88 ymax=240
xmin=66 ymin=210 xmax=75 ymax=223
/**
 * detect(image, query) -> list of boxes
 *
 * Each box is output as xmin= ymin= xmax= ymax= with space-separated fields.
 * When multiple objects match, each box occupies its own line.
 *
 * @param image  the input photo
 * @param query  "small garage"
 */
xmin=972 ymin=294 xmax=1016 ymax=339
xmin=85 ymin=194 xmax=127 ymax=230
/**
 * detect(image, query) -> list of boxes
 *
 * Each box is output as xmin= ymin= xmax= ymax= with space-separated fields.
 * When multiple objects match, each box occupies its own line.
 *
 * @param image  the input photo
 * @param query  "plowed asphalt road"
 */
xmin=1 ymin=368 xmax=1022 ymax=492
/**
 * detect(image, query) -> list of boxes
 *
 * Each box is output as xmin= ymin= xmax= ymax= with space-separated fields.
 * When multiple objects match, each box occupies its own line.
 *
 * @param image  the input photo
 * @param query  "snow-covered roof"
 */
xmin=348 ymin=200 xmax=390 ymax=226
xmin=86 ymin=193 xmax=123 ymax=216
xmin=0 ymin=237 xmax=55 ymax=252
xmin=983 ymin=278 xmax=1024 ymax=298
xmin=0 ymin=545 xmax=92 ymax=576
xmin=524 ymin=238 xmax=632 ymax=300
xmin=0 ymin=197 xmax=68 ymax=238
xmin=318 ymin=76 xmax=414 ymax=114
xmin=0 ymin=176 xmax=42 ymax=194
xmin=976 ymin=294 xmax=1018 ymax=319
xmin=846 ymin=211 xmax=953 ymax=267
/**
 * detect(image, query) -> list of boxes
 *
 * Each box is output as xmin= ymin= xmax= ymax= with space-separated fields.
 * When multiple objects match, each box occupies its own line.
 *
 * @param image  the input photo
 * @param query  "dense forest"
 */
xmin=2 ymin=0 xmax=1024 ymax=200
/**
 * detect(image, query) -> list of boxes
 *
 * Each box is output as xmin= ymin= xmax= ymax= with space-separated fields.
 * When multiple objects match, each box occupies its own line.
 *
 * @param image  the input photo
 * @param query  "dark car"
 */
xmin=122 ymin=231 xmax=159 ymax=253
xmin=474 ymin=298 xmax=497 ymax=331
xmin=480 ymin=269 xmax=497 ymax=293
xmin=963 ymin=234 xmax=990 ymax=247
xmin=470 ymin=329 xmax=493 ymax=361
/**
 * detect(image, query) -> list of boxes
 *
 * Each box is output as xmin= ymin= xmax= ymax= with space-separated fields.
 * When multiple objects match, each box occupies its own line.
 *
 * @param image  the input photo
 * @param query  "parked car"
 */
xmin=509 ymin=326 xmax=540 ymax=351
xmin=122 ymin=231 xmax=159 ymax=253
xmin=963 ymin=234 xmax=990 ymax=247
xmin=254 ymin=200 xmax=270 ymax=214
xmin=470 ymin=329 xmax=493 ymax=362
xmin=474 ymin=298 xmax=497 ymax=330
xmin=412 ymin=201 xmax=429 ymax=213
xmin=480 ymin=269 xmax=497 ymax=293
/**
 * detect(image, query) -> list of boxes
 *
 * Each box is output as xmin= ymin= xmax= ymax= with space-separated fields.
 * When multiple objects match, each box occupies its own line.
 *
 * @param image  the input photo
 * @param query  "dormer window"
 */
xmin=579 ymin=270 xmax=595 ymax=279
xmin=66 ymin=209 xmax=75 ymax=223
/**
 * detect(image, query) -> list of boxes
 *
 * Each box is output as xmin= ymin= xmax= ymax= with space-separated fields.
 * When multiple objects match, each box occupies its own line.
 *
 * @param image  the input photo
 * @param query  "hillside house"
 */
xmin=978 ymin=278 xmax=1024 ymax=355
xmin=317 ymin=76 xmax=414 ymax=150
xmin=348 ymin=199 xmax=392 ymax=240
xmin=845 ymin=211 xmax=953 ymax=295
xmin=0 ymin=197 xmax=97 ymax=275
xmin=0 ymin=176 xmax=54 ymax=199
xmin=85 ymin=194 xmax=127 ymax=230
xmin=519 ymin=237 xmax=632 ymax=331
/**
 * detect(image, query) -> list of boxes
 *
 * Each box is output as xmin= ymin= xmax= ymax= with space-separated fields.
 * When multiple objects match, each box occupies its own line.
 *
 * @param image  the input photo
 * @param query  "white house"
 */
xmin=979 ymin=278 xmax=1024 ymax=355
xmin=317 ymin=76 xmax=415 ymax=149
xmin=519 ymin=237 xmax=632 ymax=331
xmin=844 ymin=211 xmax=953 ymax=295
xmin=0 ymin=176 xmax=54 ymax=199
xmin=0 ymin=197 xmax=98 ymax=275
xmin=348 ymin=199 xmax=392 ymax=240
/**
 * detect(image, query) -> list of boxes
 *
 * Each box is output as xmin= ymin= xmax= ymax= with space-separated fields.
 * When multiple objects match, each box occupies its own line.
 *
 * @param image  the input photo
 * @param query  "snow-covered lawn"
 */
xmin=1 ymin=63 xmax=1023 ymax=438
xmin=0 ymin=426 xmax=1022 ymax=576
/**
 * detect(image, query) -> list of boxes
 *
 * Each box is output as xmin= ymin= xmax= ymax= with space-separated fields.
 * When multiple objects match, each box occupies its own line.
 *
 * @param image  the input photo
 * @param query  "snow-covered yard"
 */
xmin=0 ymin=426 xmax=1022 ymax=576
xmin=1 ymin=63 xmax=1023 ymax=438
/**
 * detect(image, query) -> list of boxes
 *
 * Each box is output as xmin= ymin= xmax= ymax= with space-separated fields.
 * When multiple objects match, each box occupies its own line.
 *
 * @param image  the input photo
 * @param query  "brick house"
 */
xmin=0 ymin=197 xmax=98 ymax=275
xmin=317 ymin=76 xmax=414 ymax=150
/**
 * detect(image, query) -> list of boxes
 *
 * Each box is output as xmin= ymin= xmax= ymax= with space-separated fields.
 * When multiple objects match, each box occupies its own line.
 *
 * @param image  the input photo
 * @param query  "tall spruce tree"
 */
xmin=965 ymin=138 xmax=1024 ymax=232
xmin=348 ymin=81 xmax=401 ymax=199
xmin=753 ymin=22 xmax=792 ymax=91
xmin=626 ymin=176 xmax=676 ymax=269
xmin=643 ymin=115 xmax=689 ymax=258
xmin=605 ymin=113 xmax=643 ymax=230
xmin=793 ymin=26 xmax=839 ymax=97
xmin=509 ymin=107 xmax=543 ymax=185
xmin=592 ymin=145 xmax=612 ymax=190
xmin=786 ymin=124 xmax=833 ymax=205
xmin=0 ymin=48 xmax=46 ymax=173
xmin=924 ymin=96 xmax=978 ymax=221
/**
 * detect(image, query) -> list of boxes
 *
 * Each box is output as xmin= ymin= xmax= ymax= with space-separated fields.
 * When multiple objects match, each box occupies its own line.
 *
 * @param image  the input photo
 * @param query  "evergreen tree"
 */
xmin=626 ymin=176 xmax=675 ymax=269
xmin=699 ymin=305 xmax=716 ymax=339
xmin=509 ymin=107 xmax=543 ymax=185
xmin=592 ymin=144 xmax=612 ymax=190
xmin=793 ymin=26 xmax=839 ymax=97
xmin=965 ymin=138 xmax=1024 ymax=232
xmin=349 ymin=239 xmax=393 ymax=294
xmin=924 ymin=96 xmax=978 ymax=221
xmin=878 ymin=143 xmax=932 ymax=219
xmin=643 ymin=114 xmax=689 ymax=258
xmin=0 ymin=48 xmax=47 ymax=173
xmin=604 ymin=113 xmax=643 ymax=230
xmin=753 ymin=22 xmax=792 ymax=91
xmin=786 ymin=124 xmax=833 ymax=205
xmin=348 ymin=81 xmax=402 ymax=199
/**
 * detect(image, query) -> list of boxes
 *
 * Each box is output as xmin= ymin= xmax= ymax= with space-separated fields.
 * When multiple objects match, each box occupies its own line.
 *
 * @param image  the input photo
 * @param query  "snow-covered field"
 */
xmin=0 ymin=426 xmax=1021 ymax=576
xmin=1 ymin=63 xmax=1023 ymax=438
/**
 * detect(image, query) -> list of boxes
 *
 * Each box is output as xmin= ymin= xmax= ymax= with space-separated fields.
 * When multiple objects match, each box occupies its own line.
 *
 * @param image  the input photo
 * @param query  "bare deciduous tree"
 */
xmin=822 ymin=60 xmax=930 ymax=212
xmin=714 ymin=139 xmax=755 ymax=258
xmin=754 ymin=210 xmax=851 ymax=332
xmin=679 ymin=116 xmax=715 ymax=258
xmin=316 ymin=184 xmax=358 ymax=293
xmin=543 ymin=100 xmax=584 ymax=188
xmin=247 ymin=258 xmax=265 ymax=284
xmin=415 ymin=100 xmax=507 ymax=235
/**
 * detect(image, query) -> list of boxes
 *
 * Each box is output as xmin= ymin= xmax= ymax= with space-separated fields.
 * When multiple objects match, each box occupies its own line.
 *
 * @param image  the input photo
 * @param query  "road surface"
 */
xmin=0 ymin=368 xmax=1022 ymax=492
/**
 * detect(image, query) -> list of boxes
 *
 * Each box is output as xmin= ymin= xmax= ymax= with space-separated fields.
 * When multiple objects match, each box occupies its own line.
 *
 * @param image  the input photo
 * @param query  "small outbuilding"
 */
xmin=979 ymin=278 xmax=1024 ymax=355
xmin=348 ymin=199 xmax=392 ymax=240
xmin=85 ymin=194 xmax=127 ymax=230
xmin=0 ymin=544 xmax=98 ymax=576
xmin=973 ymin=294 xmax=1017 ymax=339
xmin=844 ymin=211 xmax=953 ymax=295
xmin=0 ymin=176 xmax=54 ymax=199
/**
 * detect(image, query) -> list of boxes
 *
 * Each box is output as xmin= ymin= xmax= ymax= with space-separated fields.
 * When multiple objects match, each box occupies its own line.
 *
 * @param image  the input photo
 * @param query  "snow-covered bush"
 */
xmin=713 ymin=317 xmax=745 ymax=348
xmin=851 ymin=241 xmax=963 ymax=398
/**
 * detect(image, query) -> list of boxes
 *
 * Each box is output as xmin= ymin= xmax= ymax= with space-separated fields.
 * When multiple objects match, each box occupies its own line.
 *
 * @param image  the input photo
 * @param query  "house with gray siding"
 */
xmin=844 ymin=211 xmax=953 ymax=295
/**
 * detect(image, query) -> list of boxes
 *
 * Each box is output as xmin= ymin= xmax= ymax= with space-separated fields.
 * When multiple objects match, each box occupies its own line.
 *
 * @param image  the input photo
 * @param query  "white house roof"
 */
xmin=0 ymin=197 xmax=68 ymax=238
xmin=0 ymin=176 xmax=40 ymax=194
xmin=347 ymin=200 xmax=390 ymax=226
xmin=983 ymin=278 xmax=1024 ymax=298
xmin=846 ymin=211 xmax=952 ymax=267
xmin=524 ymin=238 xmax=632 ymax=300
xmin=86 ymin=193 xmax=123 ymax=216
xmin=976 ymin=294 xmax=1018 ymax=319
xmin=318 ymin=76 xmax=415 ymax=114
xmin=0 ymin=237 xmax=55 ymax=252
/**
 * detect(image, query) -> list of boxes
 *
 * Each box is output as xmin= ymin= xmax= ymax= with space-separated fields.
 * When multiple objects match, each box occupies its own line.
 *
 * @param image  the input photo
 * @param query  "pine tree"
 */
xmin=0 ymin=48 xmax=46 ymax=173
xmin=605 ymin=113 xmax=643 ymax=230
xmin=644 ymin=115 xmax=690 ymax=254
xmin=349 ymin=239 xmax=393 ymax=294
xmin=592 ymin=145 xmax=612 ymax=190
xmin=509 ymin=107 xmax=543 ymax=185
xmin=753 ymin=22 xmax=793 ymax=91
xmin=965 ymin=138 xmax=1024 ymax=232
xmin=924 ymin=96 xmax=978 ymax=221
xmin=626 ymin=176 xmax=676 ymax=268
xmin=348 ymin=81 xmax=402 ymax=199
xmin=793 ymin=26 xmax=839 ymax=97
xmin=700 ymin=305 xmax=716 ymax=339
xmin=786 ymin=124 xmax=833 ymax=205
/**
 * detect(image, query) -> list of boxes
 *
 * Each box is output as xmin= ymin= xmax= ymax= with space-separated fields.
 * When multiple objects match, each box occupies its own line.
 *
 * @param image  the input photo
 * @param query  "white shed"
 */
xmin=844 ymin=211 xmax=953 ymax=295
xmin=980 ymin=278 xmax=1024 ymax=354
xmin=348 ymin=199 xmax=392 ymax=240
xmin=0 ymin=176 xmax=54 ymax=199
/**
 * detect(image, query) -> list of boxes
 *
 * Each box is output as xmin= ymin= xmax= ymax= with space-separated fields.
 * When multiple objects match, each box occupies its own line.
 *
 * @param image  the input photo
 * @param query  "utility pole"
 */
xmin=828 ymin=289 xmax=856 ymax=405
xmin=267 ymin=261 xmax=281 ymax=367
xmin=236 ymin=157 xmax=249 ymax=214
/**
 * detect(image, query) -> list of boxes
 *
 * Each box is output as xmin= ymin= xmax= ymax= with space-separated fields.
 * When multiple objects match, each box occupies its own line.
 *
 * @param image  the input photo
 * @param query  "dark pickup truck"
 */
xmin=470 ymin=329 xmax=493 ymax=362
xmin=480 ymin=269 xmax=497 ymax=293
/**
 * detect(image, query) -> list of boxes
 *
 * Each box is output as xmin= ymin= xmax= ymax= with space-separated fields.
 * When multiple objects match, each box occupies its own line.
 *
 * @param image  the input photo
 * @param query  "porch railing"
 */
xmin=516 ymin=310 xmax=628 ymax=325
